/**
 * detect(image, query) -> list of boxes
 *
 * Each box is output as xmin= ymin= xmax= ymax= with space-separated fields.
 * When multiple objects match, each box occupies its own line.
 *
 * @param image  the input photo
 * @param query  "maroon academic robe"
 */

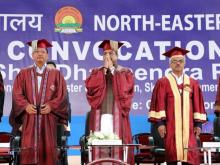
xmin=214 ymin=77 xmax=220 ymax=137
xmin=85 ymin=65 xmax=134 ymax=165
xmin=9 ymin=66 xmax=68 ymax=165
xmin=149 ymin=73 xmax=206 ymax=165
xmin=215 ymin=77 xmax=220 ymax=111
xmin=0 ymin=72 xmax=4 ymax=122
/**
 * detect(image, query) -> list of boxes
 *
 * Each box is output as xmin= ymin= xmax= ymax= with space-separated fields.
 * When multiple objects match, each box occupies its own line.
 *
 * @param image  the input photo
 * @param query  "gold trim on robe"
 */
xmin=193 ymin=112 xmax=206 ymax=121
xmin=166 ymin=73 xmax=190 ymax=162
xmin=148 ymin=110 xmax=166 ymax=119
xmin=182 ymin=75 xmax=190 ymax=162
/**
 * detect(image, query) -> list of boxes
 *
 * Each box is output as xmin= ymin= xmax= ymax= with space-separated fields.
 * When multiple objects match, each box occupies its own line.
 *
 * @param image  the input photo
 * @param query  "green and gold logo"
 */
xmin=55 ymin=6 xmax=83 ymax=34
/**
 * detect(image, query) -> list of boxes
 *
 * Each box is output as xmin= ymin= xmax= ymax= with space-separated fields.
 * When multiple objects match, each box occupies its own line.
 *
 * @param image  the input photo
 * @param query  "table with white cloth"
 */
xmin=185 ymin=142 xmax=220 ymax=165
xmin=87 ymin=144 xmax=155 ymax=165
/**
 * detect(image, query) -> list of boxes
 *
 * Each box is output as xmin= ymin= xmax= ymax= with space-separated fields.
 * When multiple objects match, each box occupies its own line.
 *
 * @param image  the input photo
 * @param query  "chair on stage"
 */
xmin=0 ymin=132 xmax=14 ymax=165
xmin=79 ymin=134 xmax=88 ymax=165
xmin=57 ymin=94 xmax=72 ymax=165
xmin=57 ymin=124 xmax=71 ymax=165
xmin=10 ymin=126 xmax=70 ymax=165
xmin=151 ymin=123 xmax=166 ymax=165
xmin=198 ymin=132 xmax=220 ymax=163
xmin=10 ymin=122 xmax=71 ymax=165
xmin=79 ymin=111 xmax=90 ymax=165
xmin=214 ymin=116 xmax=220 ymax=139
xmin=11 ymin=115 xmax=71 ymax=165
xmin=213 ymin=116 xmax=220 ymax=162
xmin=132 ymin=133 xmax=155 ymax=165
xmin=153 ymin=148 xmax=165 ymax=165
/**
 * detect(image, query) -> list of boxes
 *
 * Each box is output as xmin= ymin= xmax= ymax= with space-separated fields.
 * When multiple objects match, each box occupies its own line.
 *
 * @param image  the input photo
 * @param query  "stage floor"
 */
xmin=1 ymin=157 xmax=218 ymax=165
xmin=55 ymin=157 xmax=220 ymax=165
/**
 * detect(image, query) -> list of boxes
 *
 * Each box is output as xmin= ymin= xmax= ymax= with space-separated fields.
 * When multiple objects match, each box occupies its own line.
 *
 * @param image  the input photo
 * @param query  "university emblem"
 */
xmin=55 ymin=6 xmax=83 ymax=34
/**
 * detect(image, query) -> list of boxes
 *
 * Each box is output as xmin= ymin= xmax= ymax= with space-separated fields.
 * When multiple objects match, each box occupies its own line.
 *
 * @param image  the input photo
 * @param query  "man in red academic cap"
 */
xmin=0 ymin=71 xmax=4 ymax=122
xmin=85 ymin=40 xmax=134 ymax=164
xmin=9 ymin=39 xmax=68 ymax=165
xmin=149 ymin=47 xmax=207 ymax=165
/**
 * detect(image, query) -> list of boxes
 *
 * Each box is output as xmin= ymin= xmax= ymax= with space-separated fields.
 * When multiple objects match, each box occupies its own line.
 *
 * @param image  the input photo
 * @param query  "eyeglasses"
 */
xmin=171 ymin=59 xmax=185 ymax=64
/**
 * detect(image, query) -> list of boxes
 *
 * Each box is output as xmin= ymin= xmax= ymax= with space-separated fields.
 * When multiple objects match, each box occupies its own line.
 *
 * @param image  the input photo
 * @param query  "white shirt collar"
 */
xmin=171 ymin=72 xmax=184 ymax=85
xmin=34 ymin=63 xmax=47 ymax=74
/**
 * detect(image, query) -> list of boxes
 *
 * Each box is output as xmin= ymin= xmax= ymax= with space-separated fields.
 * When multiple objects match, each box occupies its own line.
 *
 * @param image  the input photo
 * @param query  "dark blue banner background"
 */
xmin=0 ymin=0 xmax=219 ymax=154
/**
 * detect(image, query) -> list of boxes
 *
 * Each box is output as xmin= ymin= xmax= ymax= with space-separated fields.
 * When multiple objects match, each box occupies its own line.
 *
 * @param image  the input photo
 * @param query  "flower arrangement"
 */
xmin=87 ymin=131 xmax=120 ymax=145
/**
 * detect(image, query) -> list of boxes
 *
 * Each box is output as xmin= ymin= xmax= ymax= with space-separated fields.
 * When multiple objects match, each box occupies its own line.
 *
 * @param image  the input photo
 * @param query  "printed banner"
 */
xmin=0 ymin=0 xmax=220 ymax=132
